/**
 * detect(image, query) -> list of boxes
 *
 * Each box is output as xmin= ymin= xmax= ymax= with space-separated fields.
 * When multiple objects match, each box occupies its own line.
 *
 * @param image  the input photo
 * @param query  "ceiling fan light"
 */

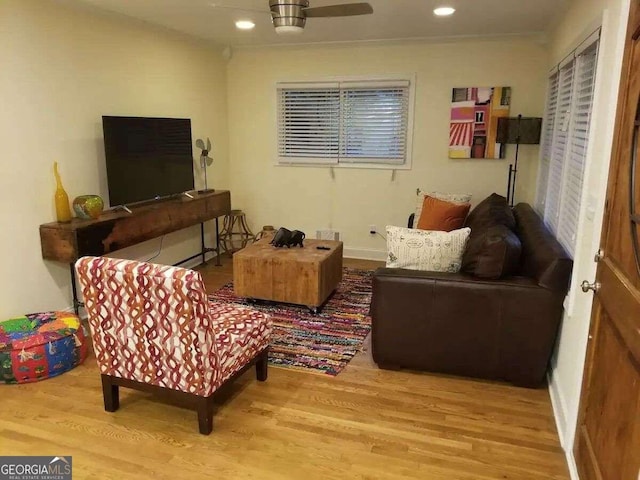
xmin=235 ymin=20 xmax=255 ymax=30
xmin=433 ymin=6 xmax=456 ymax=16
xmin=275 ymin=25 xmax=304 ymax=34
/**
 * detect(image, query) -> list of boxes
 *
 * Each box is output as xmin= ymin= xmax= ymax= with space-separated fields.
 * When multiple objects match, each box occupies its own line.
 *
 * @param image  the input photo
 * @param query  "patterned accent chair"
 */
xmin=75 ymin=256 xmax=271 ymax=434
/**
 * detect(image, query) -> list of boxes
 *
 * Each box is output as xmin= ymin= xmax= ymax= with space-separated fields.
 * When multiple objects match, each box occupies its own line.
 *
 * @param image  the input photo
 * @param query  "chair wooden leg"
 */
xmin=101 ymin=375 xmax=119 ymax=412
xmin=256 ymin=349 xmax=268 ymax=382
xmin=197 ymin=396 xmax=213 ymax=435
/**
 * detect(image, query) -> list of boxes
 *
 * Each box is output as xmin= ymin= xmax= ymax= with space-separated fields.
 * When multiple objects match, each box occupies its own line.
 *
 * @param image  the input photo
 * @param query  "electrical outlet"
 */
xmin=369 ymin=225 xmax=377 ymax=235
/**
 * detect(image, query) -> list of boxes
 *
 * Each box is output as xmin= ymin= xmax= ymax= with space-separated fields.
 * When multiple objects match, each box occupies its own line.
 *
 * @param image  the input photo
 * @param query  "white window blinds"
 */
xmin=535 ymin=31 xmax=600 ymax=256
xmin=557 ymin=41 xmax=599 ymax=251
xmin=277 ymin=83 xmax=340 ymax=164
xmin=544 ymin=59 xmax=575 ymax=234
xmin=277 ymin=79 xmax=412 ymax=166
xmin=340 ymin=83 xmax=409 ymax=163
xmin=536 ymin=72 xmax=559 ymax=212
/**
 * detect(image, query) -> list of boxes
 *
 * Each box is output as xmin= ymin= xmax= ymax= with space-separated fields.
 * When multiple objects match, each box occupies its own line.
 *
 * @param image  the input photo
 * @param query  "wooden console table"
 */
xmin=40 ymin=190 xmax=231 ymax=313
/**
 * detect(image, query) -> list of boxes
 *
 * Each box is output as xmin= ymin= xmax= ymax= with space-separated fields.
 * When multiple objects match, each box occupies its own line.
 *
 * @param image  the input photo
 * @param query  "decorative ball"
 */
xmin=73 ymin=195 xmax=104 ymax=219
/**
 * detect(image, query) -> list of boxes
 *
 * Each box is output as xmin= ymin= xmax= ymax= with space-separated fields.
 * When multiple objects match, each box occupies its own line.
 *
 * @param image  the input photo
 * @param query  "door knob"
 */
xmin=581 ymin=280 xmax=601 ymax=293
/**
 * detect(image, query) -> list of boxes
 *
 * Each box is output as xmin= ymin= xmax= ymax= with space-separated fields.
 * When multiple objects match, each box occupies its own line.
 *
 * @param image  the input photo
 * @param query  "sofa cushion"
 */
xmin=461 ymin=225 xmax=522 ymax=279
xmin=386 ymin=225 xmax=471 ymax=272
xmin=465 ymin=193 xmax=516 ymax=232
xmin=514 ymin=203 xmax=573 ymax=291
xmin=416 ymin=195 xmax=471 ymax=231
xmin=414 ymin=191 xmax=472 ymax=228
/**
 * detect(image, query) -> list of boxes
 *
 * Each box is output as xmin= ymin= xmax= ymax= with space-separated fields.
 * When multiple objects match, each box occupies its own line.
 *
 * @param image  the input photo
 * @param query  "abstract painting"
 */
xmin=449 ymin=86 xmax=511 ymax=159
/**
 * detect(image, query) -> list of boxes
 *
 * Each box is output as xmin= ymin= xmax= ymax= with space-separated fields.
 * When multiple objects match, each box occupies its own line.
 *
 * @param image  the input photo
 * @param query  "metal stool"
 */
xmin=219 ymin=209 xmax=254 ymax=254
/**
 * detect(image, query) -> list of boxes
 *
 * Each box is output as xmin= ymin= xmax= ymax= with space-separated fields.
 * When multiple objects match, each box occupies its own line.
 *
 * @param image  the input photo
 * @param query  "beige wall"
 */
xmin=226 ymin=38 xmax=548 ymax=259
xmin=0 ymin=0 xmax=229 ymax=318
xmin=545 ymin=0 xmax=629 ymax=475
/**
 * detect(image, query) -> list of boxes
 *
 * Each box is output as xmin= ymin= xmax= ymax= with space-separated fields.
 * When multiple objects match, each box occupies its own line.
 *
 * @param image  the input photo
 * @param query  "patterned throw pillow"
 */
xmin=386 ymin=225 xmax=471 ymax=272
xmin=414 ymin=191 xmax=472 ymax=228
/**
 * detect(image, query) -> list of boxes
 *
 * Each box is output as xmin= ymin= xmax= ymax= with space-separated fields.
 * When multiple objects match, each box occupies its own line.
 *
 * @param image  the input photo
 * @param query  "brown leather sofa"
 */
xmin=370 ymin=201 xmax=572 ymax=387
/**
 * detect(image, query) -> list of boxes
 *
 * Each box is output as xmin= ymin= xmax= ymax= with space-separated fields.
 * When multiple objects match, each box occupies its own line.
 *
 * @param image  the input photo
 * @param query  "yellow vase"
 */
xmin=53 ymin=162 xmax=72 ymax=223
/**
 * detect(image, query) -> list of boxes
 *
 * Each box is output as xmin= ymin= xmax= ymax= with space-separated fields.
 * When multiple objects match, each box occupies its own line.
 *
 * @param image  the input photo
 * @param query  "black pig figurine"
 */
xmin=270 ymin=227 xmax=292 ymax=248
xmin=287 ymin=230 xmax=305 ymax=247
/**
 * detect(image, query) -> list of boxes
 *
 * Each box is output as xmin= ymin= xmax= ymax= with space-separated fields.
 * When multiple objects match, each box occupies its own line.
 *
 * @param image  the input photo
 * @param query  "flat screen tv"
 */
xmin=102 ymin=116 xmax=195 ymax=207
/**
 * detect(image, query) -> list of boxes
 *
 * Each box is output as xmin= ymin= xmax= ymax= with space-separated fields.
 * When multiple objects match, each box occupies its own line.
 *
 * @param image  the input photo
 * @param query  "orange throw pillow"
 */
xmin=417 ymin=195 xmax=471 ymax=232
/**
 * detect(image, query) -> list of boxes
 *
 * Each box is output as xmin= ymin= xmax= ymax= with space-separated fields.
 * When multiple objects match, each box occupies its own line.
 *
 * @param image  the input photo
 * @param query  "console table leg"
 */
xmin=200 ymin=223 xmax=206 ymax=265
xmin=70 ymin=262 xmax=82 ymax=315
xmin=215 ymin=217 xmax=222 ymax=267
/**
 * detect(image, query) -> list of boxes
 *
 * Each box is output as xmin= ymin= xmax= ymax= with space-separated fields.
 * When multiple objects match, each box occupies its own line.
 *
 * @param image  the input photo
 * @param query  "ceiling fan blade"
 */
xmin=205 ymin=156 xmax=214 ymax=166
xmin=195 ymin=139 xmax=205 ymax=150
xmin=209 ymin=2 xmax=269 ymax=14
xmin=206 ymin=138 xmax=211 ymax=151
xmin=304 ymin=3 xmax=373 ymax=18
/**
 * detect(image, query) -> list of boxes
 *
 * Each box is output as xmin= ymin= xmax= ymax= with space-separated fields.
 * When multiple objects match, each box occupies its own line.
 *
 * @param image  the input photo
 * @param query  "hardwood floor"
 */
xmin=0 ymin=255 xmax=569 ymax=479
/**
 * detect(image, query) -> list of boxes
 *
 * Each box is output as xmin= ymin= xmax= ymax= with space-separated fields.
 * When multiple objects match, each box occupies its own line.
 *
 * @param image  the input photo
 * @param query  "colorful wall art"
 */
xmin=449 ymin=87 xmax=511 ymax=159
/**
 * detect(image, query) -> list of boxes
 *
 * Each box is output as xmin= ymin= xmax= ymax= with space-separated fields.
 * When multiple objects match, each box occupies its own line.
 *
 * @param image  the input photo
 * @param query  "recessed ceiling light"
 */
xmin=433 ymin=6 xmax=456 ymax=17
xmin=235 ymin=20 xmax=255 ymax=30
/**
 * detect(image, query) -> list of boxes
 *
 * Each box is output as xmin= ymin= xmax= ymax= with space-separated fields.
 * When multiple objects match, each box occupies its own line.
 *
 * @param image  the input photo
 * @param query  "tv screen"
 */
xmin=102 ymin=116 xmax=195 ymax=207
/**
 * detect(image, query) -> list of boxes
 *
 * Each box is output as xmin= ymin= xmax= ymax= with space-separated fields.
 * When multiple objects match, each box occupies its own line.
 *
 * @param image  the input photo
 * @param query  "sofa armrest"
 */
xmin=370 ymin=268 xmax=565 ymax=387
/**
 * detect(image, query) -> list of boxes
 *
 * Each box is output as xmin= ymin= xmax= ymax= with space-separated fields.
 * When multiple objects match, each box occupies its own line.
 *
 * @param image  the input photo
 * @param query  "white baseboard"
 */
xmin=343 ymin=247 xmax=386 ymax=262
xmin=548 ymin=371 xmax=569 ymax=448
xmin=566 ymin=450 xmax=580 ymax=480
xmin=60 ymin=305 xmax=88 ymax=321
xmin=548 ymin=371 xmax=580 ymax=480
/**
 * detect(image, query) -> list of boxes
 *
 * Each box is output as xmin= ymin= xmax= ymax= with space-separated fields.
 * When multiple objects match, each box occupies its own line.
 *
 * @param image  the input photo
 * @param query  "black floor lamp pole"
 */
xmin=509 ymin=140 xmax=521 ymax=207
xmin=506 ymin=114 xmax=522 ymax=208
xmin=506 ymin=164 xmax=513 ymax=205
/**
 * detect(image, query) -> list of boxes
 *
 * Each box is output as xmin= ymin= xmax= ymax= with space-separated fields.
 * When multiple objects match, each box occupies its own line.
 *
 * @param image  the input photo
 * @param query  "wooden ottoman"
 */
xmin=233 ymin=238 xmax=343 ymax=312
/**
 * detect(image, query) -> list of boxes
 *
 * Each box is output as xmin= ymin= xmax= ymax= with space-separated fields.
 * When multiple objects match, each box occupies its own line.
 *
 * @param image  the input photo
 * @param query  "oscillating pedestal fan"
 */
xmin=196 ymin=137 xmax=214 ymax=193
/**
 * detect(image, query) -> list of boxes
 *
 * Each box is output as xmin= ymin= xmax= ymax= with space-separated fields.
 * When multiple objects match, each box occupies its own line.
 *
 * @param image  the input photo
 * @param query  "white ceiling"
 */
xmin=69 ymin=0 xmax=568 ymax=47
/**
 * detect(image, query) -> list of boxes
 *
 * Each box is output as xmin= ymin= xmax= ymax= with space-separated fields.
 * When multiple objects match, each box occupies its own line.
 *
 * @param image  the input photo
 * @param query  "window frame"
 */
xmin=535 ymin=31 xmax=600 ymax=257
xmin=275 ymin=74 xmax=416 ymax=170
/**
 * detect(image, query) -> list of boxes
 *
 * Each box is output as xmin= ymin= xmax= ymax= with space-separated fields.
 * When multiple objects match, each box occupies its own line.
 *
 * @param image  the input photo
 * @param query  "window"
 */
xmin=535 ymin=31 xmax=600 ymax=256
xmin=277 ymin=78 xmax=414 ymax=167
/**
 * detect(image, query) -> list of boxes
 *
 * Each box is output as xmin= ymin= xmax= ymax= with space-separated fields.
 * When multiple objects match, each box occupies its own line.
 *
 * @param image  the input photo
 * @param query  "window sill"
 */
xmin=275 ymin=162 xmax=411 ymax=171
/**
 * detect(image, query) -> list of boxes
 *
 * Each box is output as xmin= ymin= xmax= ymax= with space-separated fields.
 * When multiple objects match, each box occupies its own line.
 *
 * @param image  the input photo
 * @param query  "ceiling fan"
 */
xmin=212 ymin=1 xmax=374 ymax=35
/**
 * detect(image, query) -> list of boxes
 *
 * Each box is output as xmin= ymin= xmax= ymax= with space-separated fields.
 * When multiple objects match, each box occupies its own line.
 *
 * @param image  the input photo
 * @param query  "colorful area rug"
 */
xmin=208 ymin=268 xmax=373 ymax=376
